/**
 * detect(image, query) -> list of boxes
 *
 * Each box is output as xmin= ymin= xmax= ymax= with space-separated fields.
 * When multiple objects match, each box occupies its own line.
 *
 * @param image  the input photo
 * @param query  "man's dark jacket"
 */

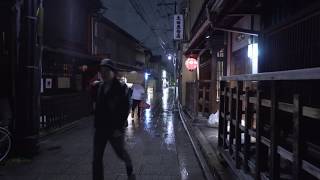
xmin=94 ymin=78 xmax=130 ymax=133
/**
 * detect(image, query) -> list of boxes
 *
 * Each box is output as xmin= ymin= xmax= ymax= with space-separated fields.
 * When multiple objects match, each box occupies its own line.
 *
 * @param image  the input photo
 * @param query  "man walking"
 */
xmin=92 ymin=59 xmax=133 ymax=180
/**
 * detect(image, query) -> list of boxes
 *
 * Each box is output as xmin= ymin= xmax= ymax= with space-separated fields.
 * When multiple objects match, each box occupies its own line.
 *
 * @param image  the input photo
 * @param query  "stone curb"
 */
xmin=39 ymin=116 xmax=91 ymax=141
xmin=178 ymin=103 xmax=235 ymax=180
xmin=178 ymin=103 xmax=216 ymax=180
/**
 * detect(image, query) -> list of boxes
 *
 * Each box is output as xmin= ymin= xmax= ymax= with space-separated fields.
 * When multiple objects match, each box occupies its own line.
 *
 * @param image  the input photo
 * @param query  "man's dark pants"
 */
xmin=131 ymin=99 xmax=141 ymax=118
xmin=93 ymin=130 xmax=132 ymax=180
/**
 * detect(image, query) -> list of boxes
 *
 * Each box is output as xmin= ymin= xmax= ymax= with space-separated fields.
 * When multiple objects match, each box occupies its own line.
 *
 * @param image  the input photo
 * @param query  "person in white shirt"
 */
xmin=131 ymin=83 xmax=145 ymax=119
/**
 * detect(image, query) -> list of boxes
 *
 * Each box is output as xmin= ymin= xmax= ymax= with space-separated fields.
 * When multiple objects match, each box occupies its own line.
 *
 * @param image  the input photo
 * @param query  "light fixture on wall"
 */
xmin=248 ymin=43 xmax=258 ymax=74
xmin=145 ymin=72 xmax=150 ymax=80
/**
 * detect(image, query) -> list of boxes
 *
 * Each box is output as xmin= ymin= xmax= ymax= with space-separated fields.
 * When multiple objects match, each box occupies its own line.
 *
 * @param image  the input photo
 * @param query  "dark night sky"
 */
xmin=102 ymin=0 xmax=182 ymax=65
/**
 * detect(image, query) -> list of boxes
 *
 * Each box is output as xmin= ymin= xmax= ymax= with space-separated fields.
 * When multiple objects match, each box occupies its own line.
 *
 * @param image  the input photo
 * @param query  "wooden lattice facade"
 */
xmin=217 ymin=0 xmax=320 ymax=180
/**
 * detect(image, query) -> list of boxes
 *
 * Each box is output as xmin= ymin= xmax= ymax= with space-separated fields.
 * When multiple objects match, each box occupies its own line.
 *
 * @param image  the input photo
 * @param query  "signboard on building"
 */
xmin=217 ymin=48 xmax=225 ymax=61
xmin=174 ymin=14 xmax=183 ymax=40
xmin=45 ymin=78 xmax=52 ymax=89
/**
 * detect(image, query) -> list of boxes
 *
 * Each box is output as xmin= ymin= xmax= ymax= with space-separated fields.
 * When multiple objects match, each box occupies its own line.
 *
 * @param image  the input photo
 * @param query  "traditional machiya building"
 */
xmin=90 ymin=16 xmax=152 ymax=87
xmin=0 ymin=0 xmax=152 ymax=156
xmin=40 ymin=0 xmax=102 ymax=131
xmin=0 ymin=0 xmax=103 ymax=156
xmin=180 ymin=0 xmax=260 ymax=119
xmin=180 ymin=0 xmax=229 ymax=119
xmin=180 ymin=0 xmax=320 ymax=179
xmin=41 ymin=4 xmax=152 ymax=138
xmin=0 ymin=0 xmax=14 ymax=130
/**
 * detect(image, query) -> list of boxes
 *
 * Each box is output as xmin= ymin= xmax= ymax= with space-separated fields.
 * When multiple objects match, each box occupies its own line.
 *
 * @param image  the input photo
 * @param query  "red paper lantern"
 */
xmin=185 ymin=57 xmax=198 ymax=71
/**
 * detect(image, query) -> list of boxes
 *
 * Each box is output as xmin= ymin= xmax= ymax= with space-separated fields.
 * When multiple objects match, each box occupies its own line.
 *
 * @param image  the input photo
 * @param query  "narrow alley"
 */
xmin=1 ymin=1 xmax=320 ymax=180
xmin=1 ymin=88 xmax=206 ymax=180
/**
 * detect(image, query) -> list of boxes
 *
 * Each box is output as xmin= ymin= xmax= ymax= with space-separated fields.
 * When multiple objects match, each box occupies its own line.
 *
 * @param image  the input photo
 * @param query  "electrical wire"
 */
xmin=129 ymin=0 xmax=167 ymax=51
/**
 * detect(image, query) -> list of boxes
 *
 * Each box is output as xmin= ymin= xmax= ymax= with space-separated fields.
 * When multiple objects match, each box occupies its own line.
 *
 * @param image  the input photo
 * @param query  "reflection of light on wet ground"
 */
xmin=144 ymin=87 xmax=154 ymax=129
xmin=144 ymin=109 xmax=151 ymax=130
xmin=164 ymin=116 xmax=174 ymax=145
xmin=162 ymin=88 xmax=169 ymax=110
xmin=181 ymin=168 xmax=189 ymax=180
xmin=162 ymin=87 xmax=175 ymax=148
xmin=146 ymin=87 xmax=153 ymax=104
xmin=126 ymin=114 xmax=135 ymax=138
xmin=137 ymin=86 xmax=175 ymax=146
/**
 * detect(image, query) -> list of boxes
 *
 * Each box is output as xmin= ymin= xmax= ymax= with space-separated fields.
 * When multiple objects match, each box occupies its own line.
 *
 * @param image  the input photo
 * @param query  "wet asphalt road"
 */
xmin=0 ymin=87 xmax=206 ymax=180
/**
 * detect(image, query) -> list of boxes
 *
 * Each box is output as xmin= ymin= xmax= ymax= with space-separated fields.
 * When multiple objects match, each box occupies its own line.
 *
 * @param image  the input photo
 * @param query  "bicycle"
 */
xmin=0 ymin=127 xmax=11 ymax=162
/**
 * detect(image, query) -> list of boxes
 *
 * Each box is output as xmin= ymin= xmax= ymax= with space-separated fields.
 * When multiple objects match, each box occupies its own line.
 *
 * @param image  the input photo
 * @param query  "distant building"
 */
xmin=91 ymin=16 xmax=150 ymax=70
xmin=146 ymin=55 xmax=163 ymax=92
xmin=91 ymin=16 xmax=152 ymax=86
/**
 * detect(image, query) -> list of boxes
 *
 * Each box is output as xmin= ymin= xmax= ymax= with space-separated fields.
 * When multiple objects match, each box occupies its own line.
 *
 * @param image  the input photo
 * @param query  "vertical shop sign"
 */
xmin=174 ymin=14 xmax=183 ymax=40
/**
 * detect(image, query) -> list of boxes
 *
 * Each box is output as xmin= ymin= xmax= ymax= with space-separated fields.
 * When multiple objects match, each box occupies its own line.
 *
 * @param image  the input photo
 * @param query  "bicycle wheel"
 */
xmin=0 ymin=128 xmax=11 ymax=162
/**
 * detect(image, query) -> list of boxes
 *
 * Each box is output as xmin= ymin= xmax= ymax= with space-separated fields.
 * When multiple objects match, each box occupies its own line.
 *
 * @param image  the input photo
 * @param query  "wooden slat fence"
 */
xmin=40 ymin=92 xmax=92 ymax=130
xmin=218 ymin=67 xmax=320 ymax=180
xmin=185 ymin=80 xmax=214 ymax=119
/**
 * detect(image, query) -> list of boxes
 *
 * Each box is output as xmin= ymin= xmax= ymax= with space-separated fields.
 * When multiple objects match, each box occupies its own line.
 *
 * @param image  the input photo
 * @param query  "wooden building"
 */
xmin=0 ymin=0 xmax=151 ymax=156
xmin=91 ymin=16 xmax=151 ymax=85
xmin=40 ymin=0 xmax=102 ymax=131
xmin=180 ymin=0 xmax=320 ymax=179
xmin=0 ymin=0 xmax=103 ymax=155
xmin=41 ymin=2 xmax=152 ymax=131
xmin=0 ymin=0 xmax=14 ymax=129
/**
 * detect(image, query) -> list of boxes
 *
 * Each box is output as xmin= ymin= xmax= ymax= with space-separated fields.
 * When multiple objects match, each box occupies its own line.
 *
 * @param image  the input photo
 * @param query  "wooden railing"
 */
xmin=40 ymin=92 xmax=92 ymax=130
xmin=185 ymin=80 xmax=214 ymax=119
xmin=218 ymin=67 xmax=320 ymax=180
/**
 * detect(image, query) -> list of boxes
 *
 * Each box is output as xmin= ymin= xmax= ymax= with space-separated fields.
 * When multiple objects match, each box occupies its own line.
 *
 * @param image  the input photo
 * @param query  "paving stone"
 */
xmin=2 ymin=88 xmax=205 ymax=180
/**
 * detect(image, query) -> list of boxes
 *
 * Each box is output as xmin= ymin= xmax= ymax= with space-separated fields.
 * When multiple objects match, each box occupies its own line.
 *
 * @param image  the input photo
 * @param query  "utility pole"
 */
xmin=157 ymin=1 xmax=178 ymax=104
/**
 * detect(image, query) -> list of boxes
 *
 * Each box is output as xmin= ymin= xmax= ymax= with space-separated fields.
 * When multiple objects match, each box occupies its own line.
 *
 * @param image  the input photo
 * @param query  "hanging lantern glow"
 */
xmin=79 ymin=65 xmax=88 ymax=72
xmin=185 ymin=57 xmax=198 ymax=71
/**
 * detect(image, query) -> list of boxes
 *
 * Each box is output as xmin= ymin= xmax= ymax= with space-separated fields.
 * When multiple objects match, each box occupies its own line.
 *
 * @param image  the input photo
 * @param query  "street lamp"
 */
xmin=167 ymin=54 xmax=172 ymax=60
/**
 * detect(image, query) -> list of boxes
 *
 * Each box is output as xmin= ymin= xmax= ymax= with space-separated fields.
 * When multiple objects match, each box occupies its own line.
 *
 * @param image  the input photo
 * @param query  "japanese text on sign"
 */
xmin=174 ymin=14 xmax=183 ymax=40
